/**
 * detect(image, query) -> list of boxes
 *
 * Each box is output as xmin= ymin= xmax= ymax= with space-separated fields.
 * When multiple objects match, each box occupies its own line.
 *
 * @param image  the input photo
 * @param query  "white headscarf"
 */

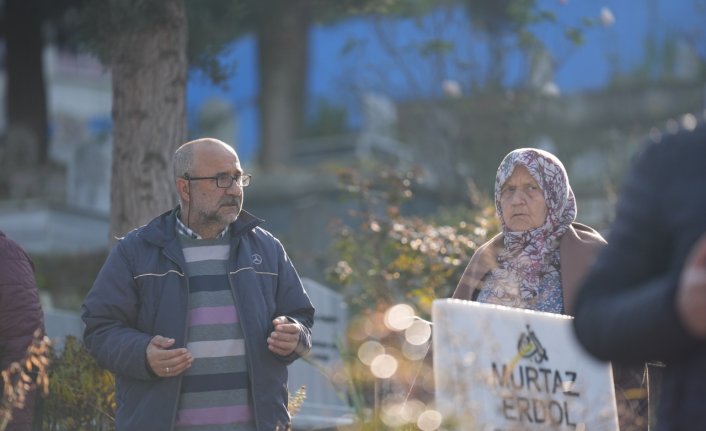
xmin=479 ymin=148 xmax=577 ymax=312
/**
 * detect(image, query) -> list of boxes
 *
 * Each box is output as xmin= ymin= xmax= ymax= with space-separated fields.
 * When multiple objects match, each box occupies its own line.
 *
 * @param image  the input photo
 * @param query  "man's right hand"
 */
xmin=677 ymin=234 xmax=706 ymax=339
xmin=146 ymin=335 xmax=193 ymax=377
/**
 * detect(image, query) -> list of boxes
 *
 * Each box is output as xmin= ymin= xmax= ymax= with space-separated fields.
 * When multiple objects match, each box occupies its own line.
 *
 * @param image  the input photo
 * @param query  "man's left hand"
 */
xmin=267 ymin=316 xmax=301 ymax=356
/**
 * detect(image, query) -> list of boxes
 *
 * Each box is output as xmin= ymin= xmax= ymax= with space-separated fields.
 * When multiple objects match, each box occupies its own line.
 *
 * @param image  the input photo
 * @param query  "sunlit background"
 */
xmin=0 ymin=0 xmax=704 ymax=429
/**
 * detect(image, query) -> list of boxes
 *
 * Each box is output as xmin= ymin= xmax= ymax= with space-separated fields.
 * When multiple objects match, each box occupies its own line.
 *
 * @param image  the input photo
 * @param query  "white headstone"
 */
xmin=68 ymin=137 xmax=112 ymax=214
xmin=432 ymin=299 xmax=618 ymax=431
xmin=289 ymin=278 xmax=353 ymax=428
xmin=356 ymin=92 xmax=412 ymax=166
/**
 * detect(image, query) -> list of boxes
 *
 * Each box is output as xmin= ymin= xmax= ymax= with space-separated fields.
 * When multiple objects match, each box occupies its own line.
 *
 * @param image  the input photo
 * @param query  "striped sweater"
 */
xmin=175 ymin=234 xmax=255 ymax=431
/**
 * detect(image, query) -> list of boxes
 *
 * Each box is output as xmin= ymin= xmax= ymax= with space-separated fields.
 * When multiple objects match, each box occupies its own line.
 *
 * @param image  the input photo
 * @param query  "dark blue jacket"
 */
xmin=82 ymin=208 xmax=314 ymax=431
xmin=573 ymin=121 xmax=706 ymax=431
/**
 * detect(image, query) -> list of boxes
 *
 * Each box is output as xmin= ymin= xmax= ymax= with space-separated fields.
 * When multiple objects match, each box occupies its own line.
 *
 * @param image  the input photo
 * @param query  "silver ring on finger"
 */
xmin=165 ymin=367 xmax=170 ymax=374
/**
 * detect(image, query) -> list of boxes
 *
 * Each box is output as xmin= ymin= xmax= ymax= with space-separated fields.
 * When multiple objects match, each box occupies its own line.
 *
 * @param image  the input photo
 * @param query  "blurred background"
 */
xmin=1 ymin=0 xmax=704 ymax=304
xmin=0 ymin=0 xmax=704 ymax=429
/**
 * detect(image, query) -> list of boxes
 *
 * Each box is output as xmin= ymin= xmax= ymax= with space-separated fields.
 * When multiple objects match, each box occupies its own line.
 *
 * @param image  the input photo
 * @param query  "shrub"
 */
xmin=324 ymin=165 xmax=498 ymax=429
xmin=39 ymin=336 xmax=115 ymax=431
xmin=326 ymin=165 xmax=498 ymax=317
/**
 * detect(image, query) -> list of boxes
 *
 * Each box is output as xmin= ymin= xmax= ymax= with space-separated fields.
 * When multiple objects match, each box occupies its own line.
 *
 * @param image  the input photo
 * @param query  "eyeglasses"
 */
xmin=184 ymin=173 xmax=251 ymax=188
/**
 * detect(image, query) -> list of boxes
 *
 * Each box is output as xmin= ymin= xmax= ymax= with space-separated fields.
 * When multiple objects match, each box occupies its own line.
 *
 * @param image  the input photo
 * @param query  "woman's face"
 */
xmin=499 ymin=165 xmax=548 ymax=232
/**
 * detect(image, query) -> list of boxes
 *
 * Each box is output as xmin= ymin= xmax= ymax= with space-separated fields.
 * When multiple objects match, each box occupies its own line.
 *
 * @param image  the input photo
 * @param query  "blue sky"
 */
xmin=186 ymin=0 xmax=706 ymax=162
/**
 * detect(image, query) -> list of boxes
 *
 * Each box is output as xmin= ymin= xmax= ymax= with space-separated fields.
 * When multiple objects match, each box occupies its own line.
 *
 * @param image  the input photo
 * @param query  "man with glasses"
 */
xmin=82 ymin=138 xmax=314 ymax=431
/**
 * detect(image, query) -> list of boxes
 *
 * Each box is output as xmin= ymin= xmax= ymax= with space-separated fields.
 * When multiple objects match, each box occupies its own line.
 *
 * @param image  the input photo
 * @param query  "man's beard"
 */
xmin=198 ymin=198 xmax=242 ymax=227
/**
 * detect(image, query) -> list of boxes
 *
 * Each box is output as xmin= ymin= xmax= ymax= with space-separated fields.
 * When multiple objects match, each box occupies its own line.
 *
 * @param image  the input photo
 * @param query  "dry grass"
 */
xmin=0 ymin=329 xmax=51 ymax=431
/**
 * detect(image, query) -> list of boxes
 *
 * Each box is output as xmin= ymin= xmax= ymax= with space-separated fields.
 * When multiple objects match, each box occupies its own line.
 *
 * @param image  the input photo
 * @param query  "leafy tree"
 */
xmin=184 ymin=1 xmax=249 ymax=86
xmin=464 ymin=0 xmax=536 ymax=89
xmin=71 ymin=0 xmax=402 ymax=235
xmin=187 ymin=0 xmax=411 ymax=170
xmin=80 ymin=0 xmax=188 ymax=238
xmin=346 ymin=1 xmax=603 ymax=200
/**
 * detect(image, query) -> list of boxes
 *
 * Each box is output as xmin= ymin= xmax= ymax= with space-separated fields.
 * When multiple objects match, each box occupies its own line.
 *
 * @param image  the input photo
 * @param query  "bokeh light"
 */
xmin=402 ymin=340 xmax=430 ymax=361
xmin=357 ymin=340 xmax=384 ymax=366
xmin=370 ymin=354 xmax=398 ymax=379
xmin=348 ymin=319 xmax=368 ymax=342
xmin=385 ymin=303 xmax=415 ymax=331
xmin=381 ymin=399 xmax=426 ymax=427
xmin=402 ymin=399 xmax=426 ymax=422
xmin=363 ymin=312 xmax=390 ymax=338
xmin=405 ymin=319 xmax=432 ymax=345
xmin=331 ymin=370 xmax=349 ymax=387
xmin=442 ymin=79 xmax=462 ymax=98
xmin=682 ymin=113 xmax=698 ymax=131
xmin=417 ymin=409 xmax=443 ymax=431
xmin=599 ymin=7 xmax=615 ymax=26
xmin=462 ymin=351 xmax=476 ymax=366
xmin=380 ymin=402 xmax=407 ymax=427
xmin=421 ymin=365 xmax=436 ymax=393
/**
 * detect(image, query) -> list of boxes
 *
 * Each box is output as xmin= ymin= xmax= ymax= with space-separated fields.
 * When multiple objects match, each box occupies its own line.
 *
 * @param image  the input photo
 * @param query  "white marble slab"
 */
xmin=433 ymin=299 xmax=618 ymax=431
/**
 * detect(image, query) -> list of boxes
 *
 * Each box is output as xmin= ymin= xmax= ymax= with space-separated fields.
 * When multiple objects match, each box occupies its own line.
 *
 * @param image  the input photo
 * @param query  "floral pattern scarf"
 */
xmin=476 ymin=148 xmax=577 ymax=313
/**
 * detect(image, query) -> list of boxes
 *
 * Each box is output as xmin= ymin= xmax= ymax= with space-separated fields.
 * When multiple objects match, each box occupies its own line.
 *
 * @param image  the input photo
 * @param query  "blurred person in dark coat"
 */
xmin=0 ymin=231 xmax=44 ymax=431
xmin=573 ymin=118 xmax=706 ymax=431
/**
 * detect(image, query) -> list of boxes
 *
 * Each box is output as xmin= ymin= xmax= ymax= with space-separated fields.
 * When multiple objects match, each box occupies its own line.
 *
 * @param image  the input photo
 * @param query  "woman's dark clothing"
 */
xmin=0 ymin=231 xmax=44 ymax=431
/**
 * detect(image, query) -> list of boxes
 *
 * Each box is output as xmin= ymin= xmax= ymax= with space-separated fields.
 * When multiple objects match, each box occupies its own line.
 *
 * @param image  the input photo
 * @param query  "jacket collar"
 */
xmin=137 ymin=206 xmax=263 ymax=247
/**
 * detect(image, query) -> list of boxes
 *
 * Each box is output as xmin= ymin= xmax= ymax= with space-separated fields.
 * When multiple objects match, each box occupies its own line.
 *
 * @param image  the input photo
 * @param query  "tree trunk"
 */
xmin=256 ymin=0 xmax=310 ymax=171
xmin=108 ymin=0 xmax=188 ymax=239
xmin=3 ymin=0 xmax=48 ymax=166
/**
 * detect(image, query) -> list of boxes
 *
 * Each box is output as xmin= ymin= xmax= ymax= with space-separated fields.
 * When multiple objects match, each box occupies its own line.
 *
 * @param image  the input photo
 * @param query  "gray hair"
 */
xmin=172 ymin=142 xmax=194 ymax=182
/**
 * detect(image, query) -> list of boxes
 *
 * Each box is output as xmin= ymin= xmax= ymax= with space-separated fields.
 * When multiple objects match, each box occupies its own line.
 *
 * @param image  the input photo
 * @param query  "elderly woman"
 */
xmin=452 ymin=147 xmax=605 ymax=314
xmin=452 ymin=147 xmax=647 ymax=430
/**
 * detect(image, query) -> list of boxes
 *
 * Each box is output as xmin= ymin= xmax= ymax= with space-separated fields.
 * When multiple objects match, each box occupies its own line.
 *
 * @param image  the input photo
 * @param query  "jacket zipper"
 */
xmin=229 ymin=255 xmax=260 ymax=430
xmin=165 ymin=249 xmax=189 ymax=431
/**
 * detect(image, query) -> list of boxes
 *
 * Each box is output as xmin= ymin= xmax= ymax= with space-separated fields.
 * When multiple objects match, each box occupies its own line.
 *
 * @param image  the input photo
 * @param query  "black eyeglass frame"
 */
xmin=183 ymin=173 xmax=251 ymax=188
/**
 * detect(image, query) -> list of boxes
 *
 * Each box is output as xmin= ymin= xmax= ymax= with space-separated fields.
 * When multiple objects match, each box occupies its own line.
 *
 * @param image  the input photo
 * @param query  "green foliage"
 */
xmin=465 ymin=0 xmax=536 ymax=35
xmin=564 ymin=26 xmax=584 ymax=45
xmin=77 ymin=0 xmax=177 ymax=64
xmin=77 ymin=0 xmax=245 ymax=84
xmin=184 ymin=0 xmax=249 ymax=86
xmin=371 ymin=0 xmax=443 ymax=18
xmin=418 ymin=39 xmax=454 ymax=57
xmin=40 ymin=336 xmax=115 ymax=431
xmin=326 ymin=164 xmax=498 ymax=317
xmin=320 ymin=163 xmax=501 ymax=427
xmin=311 ymin=0 xmax=420 ymax=21
xmin=625 ymin=33 xmax=706 ymax=85
xmin=184 ymin=0 xmax=412 ymax=85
